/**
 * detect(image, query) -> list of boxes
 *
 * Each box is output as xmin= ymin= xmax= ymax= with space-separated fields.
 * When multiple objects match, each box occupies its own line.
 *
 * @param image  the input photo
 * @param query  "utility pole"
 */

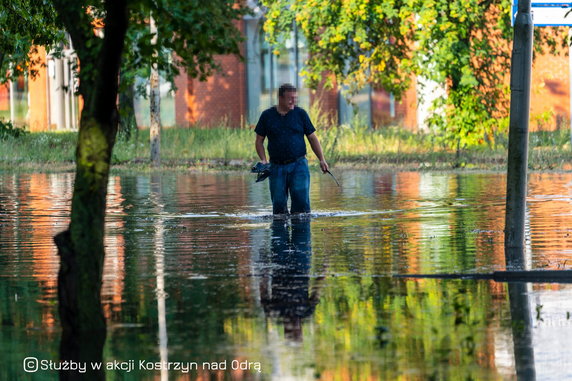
xmin=150 ymin=15 xmax=161 ymax=166
xmin=504 ymin=0 xmax=534 ymax=268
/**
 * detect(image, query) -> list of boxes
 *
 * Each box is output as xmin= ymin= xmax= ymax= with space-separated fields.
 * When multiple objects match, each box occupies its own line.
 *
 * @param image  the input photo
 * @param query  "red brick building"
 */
xmin=0 ymin=16 xmax=569 ymax=133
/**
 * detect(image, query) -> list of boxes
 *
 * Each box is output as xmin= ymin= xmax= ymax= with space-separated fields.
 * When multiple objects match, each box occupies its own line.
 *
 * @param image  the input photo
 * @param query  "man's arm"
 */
xmin=307 ymin=133 xmax=328 ymax=173
xmin=255 ymin=134 xmax=268 ymax=164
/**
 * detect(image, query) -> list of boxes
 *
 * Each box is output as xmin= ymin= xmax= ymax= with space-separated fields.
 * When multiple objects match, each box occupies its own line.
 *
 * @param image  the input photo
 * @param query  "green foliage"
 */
xmin=119 ymin=0 xmax=249 ymax=97
xmin=427 ymin=91 xmax=498 ymax=149
xmin=262 ymin=0 xmax=411 ymax=96
xmin=399 ymin=0 xmax=514 ymax=150
xmin=1 ymin=0 xmax=247 ymax=99
xmin=531 ymin=109 xmax=554 ymax=131
xmin=261 ymin=0 xmax=568 ymax=149
xmin=0 ymin=120 xmax=28 ymax=139
xmin=0 ymin=0 xmax=65 ymax=82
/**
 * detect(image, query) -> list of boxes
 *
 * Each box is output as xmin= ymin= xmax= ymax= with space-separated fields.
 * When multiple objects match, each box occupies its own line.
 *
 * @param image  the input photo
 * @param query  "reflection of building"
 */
xmin=24 ymin=174 xmax=71 ymax=328
xmin=102 ymin=176 xmax=127 ymax=320
xmin=1 ymin=173 xmax=127 ymax=326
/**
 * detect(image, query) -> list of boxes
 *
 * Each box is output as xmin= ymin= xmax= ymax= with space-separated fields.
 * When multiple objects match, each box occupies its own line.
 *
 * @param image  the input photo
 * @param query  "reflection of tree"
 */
xmin=311 ymin=277 xmax=501 ymax=379
xmin=413 ymin=174 xmax=506 ymax=273
xmin=150 ymin=174 xmax=169 ymax=381
xmin=260 ymin=217 xmax=322 ymax=342
xmin=112 ymin=176 xmax=148 ymax=324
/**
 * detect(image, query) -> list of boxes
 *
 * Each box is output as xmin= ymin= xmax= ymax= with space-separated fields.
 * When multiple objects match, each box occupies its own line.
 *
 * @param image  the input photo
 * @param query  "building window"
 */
xmin=246 ymin=19 xmax=309 ymax=123
xmin=259 ymin=27 xmax=309 ymax=112
xmin=0 ymin=75 xmax=29 ymax=126
xmin=339 ymin=85 xmax=372 ymax=127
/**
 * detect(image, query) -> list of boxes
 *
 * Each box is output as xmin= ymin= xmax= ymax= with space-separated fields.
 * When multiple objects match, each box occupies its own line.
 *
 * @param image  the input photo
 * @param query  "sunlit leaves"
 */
xmin=262 ymin=0 xmax=411 ymax=96
xmin=261 ymin=0 xmax=566 ymax=149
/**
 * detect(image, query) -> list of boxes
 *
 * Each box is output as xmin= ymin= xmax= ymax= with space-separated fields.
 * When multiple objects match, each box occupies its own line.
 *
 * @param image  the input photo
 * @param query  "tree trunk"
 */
xmin=53 ymin=1 xmax=128 ymax=380
xmin=149 ymin=15 xmax=161 ymax=166
xmin=55 ymin=122 xmax=110 ymax=377
xmin=119 ymin=81 xmax=137 ymax=140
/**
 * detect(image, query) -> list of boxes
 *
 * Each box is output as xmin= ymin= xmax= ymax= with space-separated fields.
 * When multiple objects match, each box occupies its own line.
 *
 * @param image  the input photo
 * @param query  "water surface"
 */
xmin=2 ymin=170 xmax=572 ymax=380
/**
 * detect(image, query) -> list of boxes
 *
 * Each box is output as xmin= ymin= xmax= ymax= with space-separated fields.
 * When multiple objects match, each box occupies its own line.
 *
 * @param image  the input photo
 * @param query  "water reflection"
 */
xmin=3 ymin=171 xmax=572 ymax=379
xmin=151 ymin=174 xmax=169 ymax=381
xmin=259 ymin=217 xmax=322 ymax=342
xmin=508 ymin=282 xmax=536 ymax=380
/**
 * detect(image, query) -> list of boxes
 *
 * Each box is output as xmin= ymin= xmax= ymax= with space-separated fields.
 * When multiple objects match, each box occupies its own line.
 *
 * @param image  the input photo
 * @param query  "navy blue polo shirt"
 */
xmin=255 ymin=106 xmax=316 ymax=163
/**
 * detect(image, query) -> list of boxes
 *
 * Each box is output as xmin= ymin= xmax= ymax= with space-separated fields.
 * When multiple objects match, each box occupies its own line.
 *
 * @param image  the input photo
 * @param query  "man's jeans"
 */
xmin=269 ymin=157 xmax=310 ymax=214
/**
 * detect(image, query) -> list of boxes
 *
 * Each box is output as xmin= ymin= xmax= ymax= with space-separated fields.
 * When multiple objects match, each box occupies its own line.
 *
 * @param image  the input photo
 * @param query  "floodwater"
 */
xmin=2 ymin=170 xmax=572 ymax=380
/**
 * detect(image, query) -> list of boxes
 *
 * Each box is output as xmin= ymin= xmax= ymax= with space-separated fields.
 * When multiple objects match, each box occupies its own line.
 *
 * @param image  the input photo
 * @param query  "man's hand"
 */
xmin=255 ymin=134 xmax=268 ymax=164
xmin=307 ymin=133 xmax=329 ymax=173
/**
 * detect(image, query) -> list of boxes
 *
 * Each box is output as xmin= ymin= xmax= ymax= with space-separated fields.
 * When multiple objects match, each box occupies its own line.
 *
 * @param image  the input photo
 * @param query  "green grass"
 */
xmin=0 ymin=127 xmax=260 ymax=169
xmin=112 ymin=127 xmax=257 ymax=164
xmin=0 ymin=131 xmax=77 ymax=166
xmin=1 ymin=122 xmax=572 ymax=171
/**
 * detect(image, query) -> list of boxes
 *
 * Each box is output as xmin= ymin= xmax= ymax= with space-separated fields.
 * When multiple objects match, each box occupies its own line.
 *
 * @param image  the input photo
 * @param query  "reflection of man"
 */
xmin=260 ymin=218 xmax=321 ymax=342
xmin=254 ymin=83 xmax=328 ymax=214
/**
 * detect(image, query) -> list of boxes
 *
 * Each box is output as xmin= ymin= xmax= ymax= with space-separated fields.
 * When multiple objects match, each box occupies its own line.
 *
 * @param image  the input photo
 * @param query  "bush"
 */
xmin=0 ymin=120 xmax=28 ymax=140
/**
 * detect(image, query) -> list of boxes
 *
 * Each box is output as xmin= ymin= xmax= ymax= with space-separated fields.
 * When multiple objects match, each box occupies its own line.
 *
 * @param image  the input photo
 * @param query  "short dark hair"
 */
xmin=278 ymin=83 xmax=297 ymax=97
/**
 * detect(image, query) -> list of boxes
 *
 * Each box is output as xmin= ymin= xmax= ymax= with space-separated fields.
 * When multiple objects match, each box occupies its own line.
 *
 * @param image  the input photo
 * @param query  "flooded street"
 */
xmin=2 ymin=170 xmax=572 ymax=379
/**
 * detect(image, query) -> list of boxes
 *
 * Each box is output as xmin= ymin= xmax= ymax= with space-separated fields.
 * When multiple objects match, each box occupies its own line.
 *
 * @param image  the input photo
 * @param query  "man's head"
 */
xmin=278 ymin=83 xmax=297 ymax=111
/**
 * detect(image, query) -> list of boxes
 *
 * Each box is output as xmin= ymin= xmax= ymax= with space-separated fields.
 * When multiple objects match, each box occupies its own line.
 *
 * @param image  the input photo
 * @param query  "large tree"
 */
xmin=261 ymin=0 xmax=567 ymax=149
xmin=1 ymin=0 xmax=245 ymax=378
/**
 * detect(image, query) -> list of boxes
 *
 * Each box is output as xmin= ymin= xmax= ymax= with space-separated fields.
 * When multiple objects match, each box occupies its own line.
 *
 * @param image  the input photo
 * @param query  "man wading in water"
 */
xmin=255 ymin=83 xmax=329 ymax=215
